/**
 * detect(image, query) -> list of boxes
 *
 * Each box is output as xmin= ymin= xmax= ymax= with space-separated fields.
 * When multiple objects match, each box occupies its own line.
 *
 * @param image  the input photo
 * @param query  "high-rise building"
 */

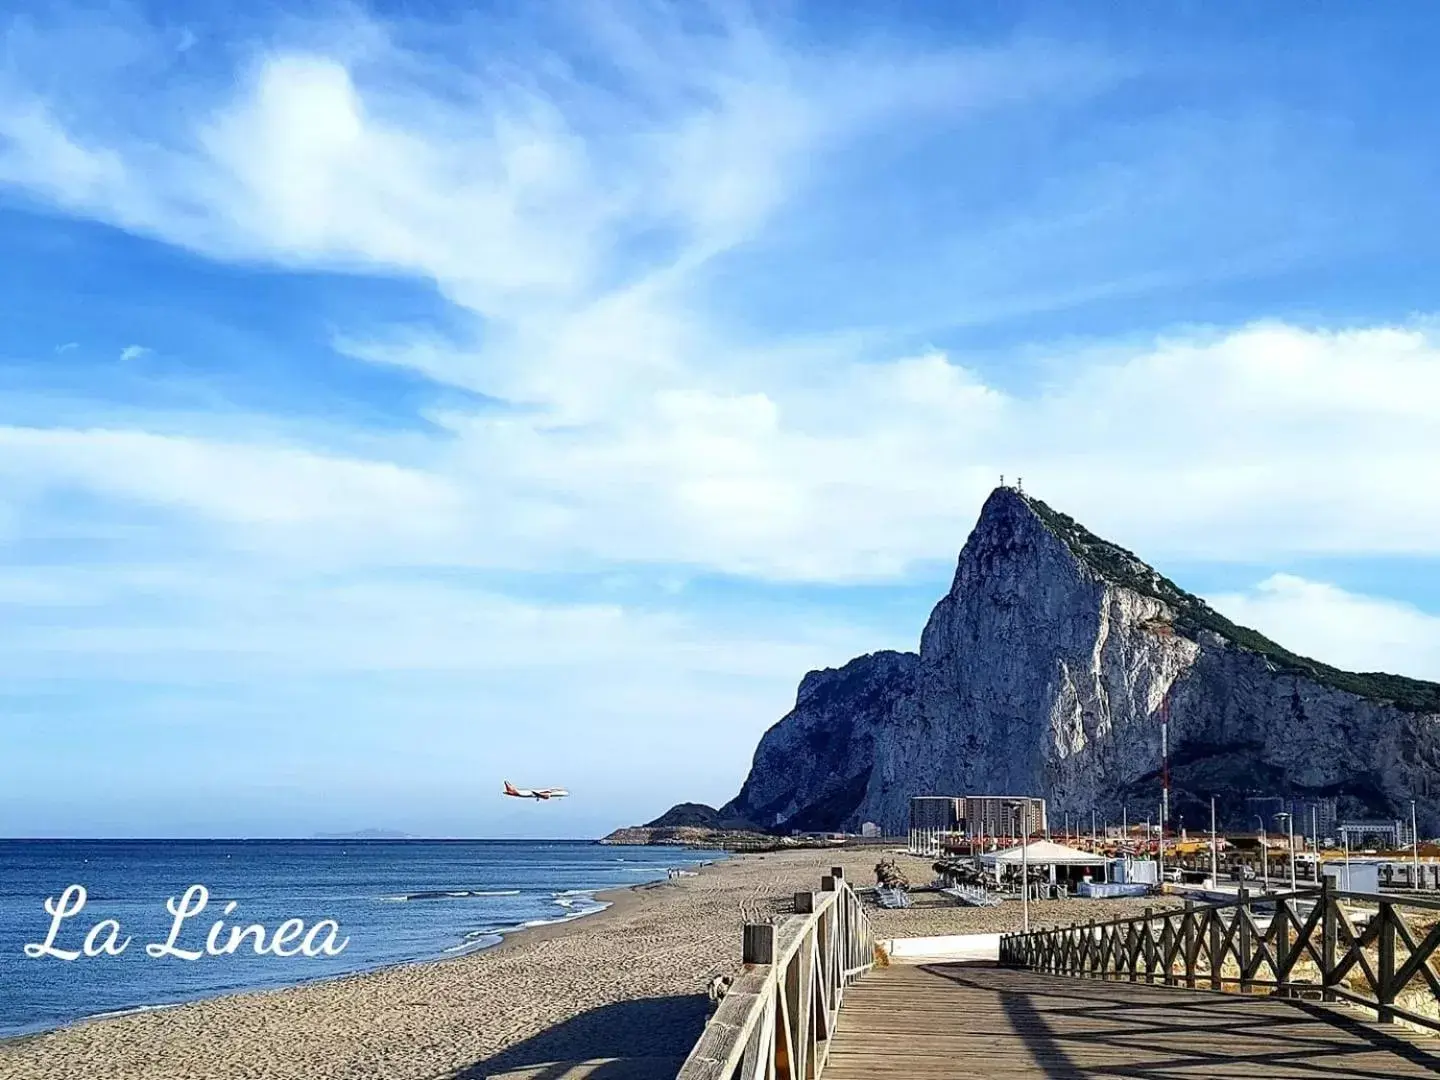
xmin=961 ymin=795 xmax=1047 ymax=839
xmin=909 ymin=796 xmax=962 ymax=832
xmin=907 ymin=793 xmax=1048 ymax=855
xmin=908 ymin=796 xmax=961 ymax=855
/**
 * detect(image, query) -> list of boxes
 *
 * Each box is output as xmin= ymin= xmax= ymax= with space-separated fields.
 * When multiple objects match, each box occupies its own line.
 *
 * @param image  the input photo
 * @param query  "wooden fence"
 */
xmin=1000 ymin=882 xmax=1440 ymax=1033
xmin=677 ymin=867 xmax=875 ymax=1080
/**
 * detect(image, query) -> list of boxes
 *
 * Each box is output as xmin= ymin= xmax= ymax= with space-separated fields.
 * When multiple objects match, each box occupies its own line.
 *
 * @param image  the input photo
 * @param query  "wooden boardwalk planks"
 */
xmin=822 ymin=964 xmax=1440 ymax=1079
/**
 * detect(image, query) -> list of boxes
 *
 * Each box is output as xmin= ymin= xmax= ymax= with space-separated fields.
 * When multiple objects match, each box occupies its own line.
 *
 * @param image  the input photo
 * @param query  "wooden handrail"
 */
xmin=678 ymin=868 xmax=876 ymax=1080
xmin=1000 ymin=881 xmax=1440 ymax=1034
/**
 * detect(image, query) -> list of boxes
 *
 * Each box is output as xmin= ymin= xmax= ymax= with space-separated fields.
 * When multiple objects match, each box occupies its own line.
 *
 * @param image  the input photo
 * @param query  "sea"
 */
xmin=0 ymin=839 xmax=725 ymax=1038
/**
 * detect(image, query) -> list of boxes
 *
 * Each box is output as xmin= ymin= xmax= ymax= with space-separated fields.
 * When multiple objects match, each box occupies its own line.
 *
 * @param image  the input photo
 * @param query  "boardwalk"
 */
xmin=823 ymin=964 xmax=1440 ymax=1079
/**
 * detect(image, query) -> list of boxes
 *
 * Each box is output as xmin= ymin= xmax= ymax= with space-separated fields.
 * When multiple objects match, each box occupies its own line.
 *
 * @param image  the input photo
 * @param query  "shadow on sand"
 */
xmin=454 ymin=993 xmax=710 ymax=1079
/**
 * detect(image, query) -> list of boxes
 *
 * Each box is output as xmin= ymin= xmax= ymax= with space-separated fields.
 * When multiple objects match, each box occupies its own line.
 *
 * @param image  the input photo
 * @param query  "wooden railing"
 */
xmin=1000 ymin=881 xmax=1440 ymax=1033
xmin=678 ymin=867 xmax=875 ymax=1080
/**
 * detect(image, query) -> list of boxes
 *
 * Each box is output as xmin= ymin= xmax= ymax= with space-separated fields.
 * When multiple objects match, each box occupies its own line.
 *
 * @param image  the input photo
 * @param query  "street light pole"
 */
xmin=1413 ymin=800 xmax=1421 ymax=891
xmin=1256 ymin=817 xmax=1269 ymax=891
xmin=1278 ymin=811 xmax=1296 ymax=892
xmin=1344 ymin=827 xmax=1351 ymax=889
xmin=1022 ymin=819 xmax=1030 ymax=932
xmin=1158 ymin=799 xmax=1165 ymax=888
xmin=1210 ymin=796 xmax=1218 ymax=885
xmin=1009 ymin=798 xmax=1030 ymax=933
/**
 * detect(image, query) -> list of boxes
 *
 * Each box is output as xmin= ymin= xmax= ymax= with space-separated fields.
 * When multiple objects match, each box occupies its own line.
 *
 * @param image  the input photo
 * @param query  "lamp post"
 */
xmin=1210 ymin=796 xmax=1218 ymax=885
xmin=1008 ymin=798 xmax=1030 ymax=933
xmin=1022 ymin=819 xmax=1030 ymax=933
xmin=1158 ymin=799 xmax=1165 ymax=889
xmin=1344 ymin=827 xmax=1351 ymax=889
xmin=1413 ymin=800 xmax=1421 ymax=892
xmin=1256 ymin=816 xmax=1269 ymax=891
xmin=1277 ymin=811 xmax=1296 ymax=892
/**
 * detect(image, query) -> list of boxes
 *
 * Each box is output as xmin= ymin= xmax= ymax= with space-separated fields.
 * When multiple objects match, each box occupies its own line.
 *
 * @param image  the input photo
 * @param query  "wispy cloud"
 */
xmin=118 ymin=344 xmax=148 ymax=361
xmin=1212 ymin=575 xmax=1440 ymax=682
xmin=6 ymin=321 xmax=1439 ymax=581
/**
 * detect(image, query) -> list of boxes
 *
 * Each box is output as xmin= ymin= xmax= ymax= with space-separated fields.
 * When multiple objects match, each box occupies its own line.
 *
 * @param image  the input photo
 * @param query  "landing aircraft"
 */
xmin=503 ymin=780 xmax=569 ymax=801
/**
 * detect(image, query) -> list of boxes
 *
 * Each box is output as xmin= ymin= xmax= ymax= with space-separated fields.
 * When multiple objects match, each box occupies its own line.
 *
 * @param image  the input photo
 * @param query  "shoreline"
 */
xmin=0 ymin=848 xmax=1181 ymax=1079
xmin=0 ymin=877 xmax=663 ymax=1047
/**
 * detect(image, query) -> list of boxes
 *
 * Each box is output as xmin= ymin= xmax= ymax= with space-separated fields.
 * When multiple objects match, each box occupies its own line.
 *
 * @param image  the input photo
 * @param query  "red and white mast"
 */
xmin=1160 ymin=686 xmax=1171 ymax=876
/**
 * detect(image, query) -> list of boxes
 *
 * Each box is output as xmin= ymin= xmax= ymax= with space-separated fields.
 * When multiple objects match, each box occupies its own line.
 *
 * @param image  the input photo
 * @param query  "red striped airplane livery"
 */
xmin=502 ymin=781 xmax=569 ymax=800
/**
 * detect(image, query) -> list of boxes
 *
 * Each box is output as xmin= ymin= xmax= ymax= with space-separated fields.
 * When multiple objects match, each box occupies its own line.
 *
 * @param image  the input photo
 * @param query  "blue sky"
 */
xmin=4 ymin=2 xmax=1440 ymax=838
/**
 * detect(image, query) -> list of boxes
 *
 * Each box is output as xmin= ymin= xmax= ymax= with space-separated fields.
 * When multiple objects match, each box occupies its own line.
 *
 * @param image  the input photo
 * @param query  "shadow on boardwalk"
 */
xmin=453 ymin=993 xmax=709 ymax=1079
xmin=823 ymin=964 xmax=1440 ymax=1079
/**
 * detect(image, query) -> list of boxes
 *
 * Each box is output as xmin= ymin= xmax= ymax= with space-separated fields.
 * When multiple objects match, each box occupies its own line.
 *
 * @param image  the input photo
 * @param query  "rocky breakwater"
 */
xmin=719 ymin=487 xmax=1440 ymax=835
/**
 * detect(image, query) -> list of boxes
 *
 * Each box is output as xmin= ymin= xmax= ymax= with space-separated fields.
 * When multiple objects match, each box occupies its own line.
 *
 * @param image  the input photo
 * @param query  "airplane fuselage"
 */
xmin=503 ymin=782 xmax=569 ymax=800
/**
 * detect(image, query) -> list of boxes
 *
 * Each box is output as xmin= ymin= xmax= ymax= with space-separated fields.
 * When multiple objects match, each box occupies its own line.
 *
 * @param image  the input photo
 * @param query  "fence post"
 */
xmin=794 ymin=891 xmax=816 ymax=915
xmin=744 ymin=922 xmax=776 ymax=965
xmin=1320 ymin=877 xmax=1337 ymax=1003
xmin=1238 ymin=887 xmax=1253 ymax=994
xmin=1377 ymin=901 xmax=1396 ymax=1023
xmin=1182 ymin=900 xmax=1196 ymax=988
xmin=1209 ymin=908 xmax=1222 ymax=991
xmin=1142 ymin=907 xmax=1155 ymax=983
xmin=1275 ymin=897 xmax=1290 ymax=992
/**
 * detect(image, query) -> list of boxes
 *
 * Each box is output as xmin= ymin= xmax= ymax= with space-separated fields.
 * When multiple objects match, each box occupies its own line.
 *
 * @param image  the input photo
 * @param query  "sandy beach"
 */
xmin=0 ymin=849 xmax=1174 ymax=1080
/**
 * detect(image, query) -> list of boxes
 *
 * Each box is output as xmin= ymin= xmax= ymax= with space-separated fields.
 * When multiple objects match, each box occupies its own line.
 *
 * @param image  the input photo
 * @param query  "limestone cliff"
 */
xmin=721 ymin=488 xmax=1440 ymax=835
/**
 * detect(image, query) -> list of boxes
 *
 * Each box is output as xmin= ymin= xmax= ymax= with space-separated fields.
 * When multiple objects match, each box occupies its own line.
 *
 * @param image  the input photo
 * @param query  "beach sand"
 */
xmin=0 ymin=849 xmax=1175 ymax=1080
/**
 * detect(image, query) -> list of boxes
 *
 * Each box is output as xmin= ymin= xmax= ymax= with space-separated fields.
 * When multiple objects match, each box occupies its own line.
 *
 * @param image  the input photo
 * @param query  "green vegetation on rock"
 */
xmin=1023 ymin=494 xmax=1440 ymax=714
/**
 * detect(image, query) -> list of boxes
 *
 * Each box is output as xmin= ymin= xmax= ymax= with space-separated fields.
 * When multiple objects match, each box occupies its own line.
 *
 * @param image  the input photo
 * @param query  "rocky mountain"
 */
xmin=720 ymin=487 xmax=1440 ymax=836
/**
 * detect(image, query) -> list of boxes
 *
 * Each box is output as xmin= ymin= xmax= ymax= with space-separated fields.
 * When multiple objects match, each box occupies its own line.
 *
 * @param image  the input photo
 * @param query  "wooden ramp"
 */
xmin=823 ymin=964 xmax=1440 ymax=1079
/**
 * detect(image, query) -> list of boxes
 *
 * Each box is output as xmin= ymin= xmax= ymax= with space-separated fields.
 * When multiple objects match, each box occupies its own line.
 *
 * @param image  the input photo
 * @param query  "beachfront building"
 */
xmin=979 ymin=839 xmax=1110 ymax=896
xmin=962 ymin=795 xmax=1048 ymax=842
xmin=908 ymin=796 xmax=962 ymax=855
xmin=908 ymin=793 xmax=1049 ymax=855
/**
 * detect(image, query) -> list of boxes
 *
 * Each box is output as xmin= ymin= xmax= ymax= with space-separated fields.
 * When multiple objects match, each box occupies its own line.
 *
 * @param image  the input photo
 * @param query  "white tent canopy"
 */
xmin=980 ymin=840 xmax=1109 ymax=867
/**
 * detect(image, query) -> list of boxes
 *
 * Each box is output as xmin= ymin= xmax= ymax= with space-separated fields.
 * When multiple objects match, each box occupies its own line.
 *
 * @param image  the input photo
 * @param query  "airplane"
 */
xmin=503 ymin=780 xmax=570 ymax=801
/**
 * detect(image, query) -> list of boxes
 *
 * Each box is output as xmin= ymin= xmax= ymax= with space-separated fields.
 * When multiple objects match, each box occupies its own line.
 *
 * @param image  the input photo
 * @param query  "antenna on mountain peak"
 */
xmin=1017 ymin=477 xmax=1023 ymax=493
xmin=999 ymin=474 xmax=1005 ymax=488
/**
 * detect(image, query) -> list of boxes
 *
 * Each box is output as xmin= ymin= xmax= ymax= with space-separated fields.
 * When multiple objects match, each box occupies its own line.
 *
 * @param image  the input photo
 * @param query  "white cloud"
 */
xmin=1210 ymin=574 xmax=1440 ymax=681
xmin=0 ymin=426 xmax=466 ymax=563
xmin=118 ymin=344 xmax=148 ymax=361
xmin=13 ymin=11 xmax=1424 ymax=586
xmin=0 ymin=557 xmax=889 ymax=824
xmin=5 ymin=320 xmax=1440 ymax=583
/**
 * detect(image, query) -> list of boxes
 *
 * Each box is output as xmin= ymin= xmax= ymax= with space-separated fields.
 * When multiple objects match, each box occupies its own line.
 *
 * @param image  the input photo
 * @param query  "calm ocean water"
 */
xmin=0 ymin=839 xmax=725 ymax=1037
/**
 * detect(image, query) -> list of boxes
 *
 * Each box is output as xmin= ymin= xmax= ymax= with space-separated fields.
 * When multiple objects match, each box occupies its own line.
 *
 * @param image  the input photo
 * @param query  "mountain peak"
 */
xmin=974 ymin=486 xmax=1440 ymax=714
xmin=719 ymin=485 xmax=1440 ymax=837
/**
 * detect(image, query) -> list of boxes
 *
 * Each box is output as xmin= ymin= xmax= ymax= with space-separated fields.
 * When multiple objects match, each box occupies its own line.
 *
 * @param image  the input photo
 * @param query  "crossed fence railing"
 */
xmin=1000 ymin=881 xmax=1440 ymax=1033
xmin=677 ymin=867 xmax=875 ymax=1080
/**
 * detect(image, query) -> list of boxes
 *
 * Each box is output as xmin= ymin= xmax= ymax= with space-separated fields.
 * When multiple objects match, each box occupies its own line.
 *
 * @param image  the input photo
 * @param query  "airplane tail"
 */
xmin=503 ymin=780 xmax=519 ymax=795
